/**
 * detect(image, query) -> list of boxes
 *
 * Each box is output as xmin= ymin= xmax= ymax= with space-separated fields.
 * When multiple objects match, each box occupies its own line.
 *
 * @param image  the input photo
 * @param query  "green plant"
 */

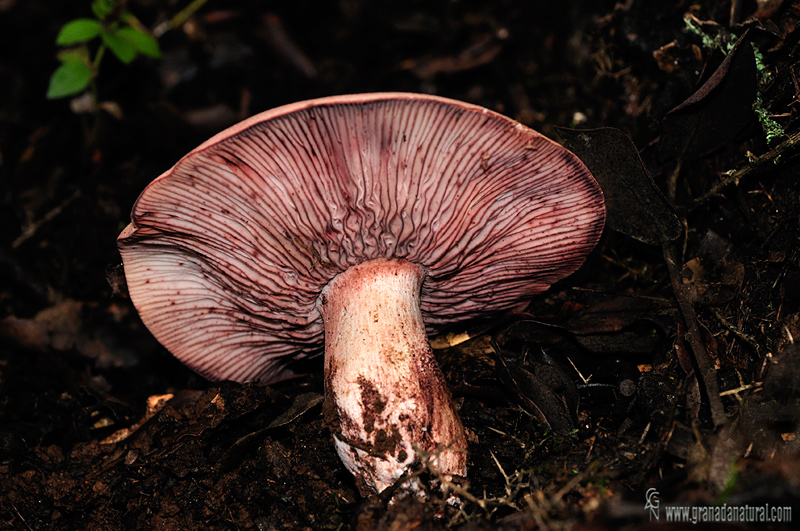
xmin=683 ymin=15 xmax=785 ymax=145
xmin=47 ymin=0 xmax=161 ymax=101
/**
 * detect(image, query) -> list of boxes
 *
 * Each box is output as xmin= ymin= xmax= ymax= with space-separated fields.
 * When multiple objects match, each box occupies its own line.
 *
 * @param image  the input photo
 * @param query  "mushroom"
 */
xmin=118 ymin=93 xmax=605 ymax=493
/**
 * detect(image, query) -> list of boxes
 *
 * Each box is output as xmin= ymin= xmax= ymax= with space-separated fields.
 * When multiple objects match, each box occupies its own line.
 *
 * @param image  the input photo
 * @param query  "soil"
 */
xmin=2 ymin=0 xmax=800 ymax=529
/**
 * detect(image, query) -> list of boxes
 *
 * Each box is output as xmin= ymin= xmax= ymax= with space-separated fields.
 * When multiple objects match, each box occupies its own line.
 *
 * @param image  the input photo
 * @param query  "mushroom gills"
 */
xmin=319 ymin=258 xmax=467 ymax=493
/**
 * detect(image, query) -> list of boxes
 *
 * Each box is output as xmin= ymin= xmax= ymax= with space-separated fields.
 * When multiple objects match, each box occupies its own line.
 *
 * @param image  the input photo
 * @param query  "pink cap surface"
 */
xmin=118 ymin=93 xmax=605 ymax=384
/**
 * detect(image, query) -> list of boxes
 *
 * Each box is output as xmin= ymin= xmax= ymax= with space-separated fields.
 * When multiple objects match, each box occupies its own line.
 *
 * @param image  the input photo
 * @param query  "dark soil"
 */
xmin=2 ymin=0 xmax=800 ymax=529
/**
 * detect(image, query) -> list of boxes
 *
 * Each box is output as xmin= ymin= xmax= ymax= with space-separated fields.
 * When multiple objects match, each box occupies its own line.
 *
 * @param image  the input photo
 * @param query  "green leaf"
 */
xmin=56 ymin=19 xmax=102 ymax=45
xmin=46 ymin=59 xmax=93 ymax=99
xmin=117 ymin=26 xmax=161 ymax=58
xmin=91 ymin=0 xmax=114 ymax=20
xmin=101 ymin=29 xmax=136 ymax=63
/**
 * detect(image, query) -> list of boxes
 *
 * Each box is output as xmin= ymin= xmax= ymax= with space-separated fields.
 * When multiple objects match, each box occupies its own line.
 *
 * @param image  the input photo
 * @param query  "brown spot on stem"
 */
xmin=357 ymin=376 xmax=386 ymax=434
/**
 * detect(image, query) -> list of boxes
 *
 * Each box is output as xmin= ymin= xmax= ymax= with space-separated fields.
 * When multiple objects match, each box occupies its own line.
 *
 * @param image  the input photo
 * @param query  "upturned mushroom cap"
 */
xmin=118 ymin=92 xmax=605 ymax=384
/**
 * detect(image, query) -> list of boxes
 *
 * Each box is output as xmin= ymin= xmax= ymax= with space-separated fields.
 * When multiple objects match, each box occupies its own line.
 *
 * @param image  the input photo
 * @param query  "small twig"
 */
xmin=565 ymin=355 xmax=591 ymax=384
xmin=690 ymin=130 xmax=800 ymax=211
xmin=638 ymin=421 xmax=652 ymax=445
xmin=570 ymin=286 xmax=670 ymax=303
xmin=600 ymin=253 xmax=655 ymax=282
xmin=662 ymin=420 xmax=677 ymax=451
xmin=418 ymin=454 xmax=484 ymax=508
xmin=719 ymin=369 xmax=762 ymax=401
xmin=12 ymin=189 xmax=81 ymax=249
xmin=756 ymin=351 xmax=773 ymax=381
xmin=719 ymin=382 xmax=760 ymax=397
xmin=744 ymin=442 xmax=754 ymax=458
xmin=11 ymin=503 xmax=33 ymax=531
xmin=549 ymin=461 xmax=599 ymax=508
xmin=416 ymin=445 xmax=535 ymax=517
xmin=584 ymin=435 xmax=596 ymax=464
xmin=710 ymin=307 xmax=761 ymax=354
xmin=523 ymin=492 xmax=552 ymax=531
xmin=258 ymin=14 xmax=318 ymax=79
xmin=490 ymin=451 xmax=517 ymax=503
xmin=168 ymin=0 xmax=211 ymax=32
xmin=662 ymin=241 xmax=727 ymax=428
xmin=666 ymin=159 xmax=682 ymax=203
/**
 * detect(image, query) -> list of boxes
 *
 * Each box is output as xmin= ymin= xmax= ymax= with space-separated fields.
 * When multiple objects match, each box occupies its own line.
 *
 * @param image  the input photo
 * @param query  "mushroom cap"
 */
xmin=118 ymin=93 xmax=605 ymax=384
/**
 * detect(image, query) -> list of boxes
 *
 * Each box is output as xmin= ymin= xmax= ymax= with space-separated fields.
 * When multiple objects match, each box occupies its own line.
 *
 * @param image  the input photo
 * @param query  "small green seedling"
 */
xmin=47 ymin=0 xmax=161 ymax=100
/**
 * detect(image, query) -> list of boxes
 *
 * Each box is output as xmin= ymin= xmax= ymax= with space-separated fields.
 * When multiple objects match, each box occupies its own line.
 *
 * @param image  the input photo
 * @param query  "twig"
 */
xmin=570 ymin=286 xmax=671 ymax=303
xmin=523 ymin=492 xmax=551 ymax=531
xmin=565 ymin=355 xmax=590 ymax=384
xmin=638 ymin=421 xmax=652 ymax=445
xmin=12 ymin=189 xmax=81 ymax=249
xmin=719 ymin=382 xmax=760 ymax=397
xmin=258 ymin=14 xmax=318 ymax=79
xmin=490 ymin=451 xmax=519 ymax=505
xmin=550 ymin=461 xmax=600 ymax=508
xmin=662 ymin=241 xmax=727 ymax=427
xmin=169 ymin=0 xmax=211 ymax=32
xmin=690 ymin=130 xmax=800 ymax=211
xmin=666 ymin=159 xmax=682 ymax=203
xmin=719 ymin=369 xmax=761 ymax=401
xmin=584 ymin=435 xmax=596 ymax=464
xmin=11 ymin=503 xmax=33 ymax=531
xmin=710 ymin=307 xmax=760 ymax=354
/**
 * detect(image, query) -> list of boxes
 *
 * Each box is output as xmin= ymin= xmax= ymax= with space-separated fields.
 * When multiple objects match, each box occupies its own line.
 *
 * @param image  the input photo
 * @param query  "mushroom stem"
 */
xmin=319 ymin=258 xmax=467 ymax=493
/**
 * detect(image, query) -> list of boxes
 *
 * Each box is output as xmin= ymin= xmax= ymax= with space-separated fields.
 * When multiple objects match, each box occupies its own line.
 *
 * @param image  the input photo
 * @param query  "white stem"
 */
xmin=319 ymin=258 xmax=467 ymax=493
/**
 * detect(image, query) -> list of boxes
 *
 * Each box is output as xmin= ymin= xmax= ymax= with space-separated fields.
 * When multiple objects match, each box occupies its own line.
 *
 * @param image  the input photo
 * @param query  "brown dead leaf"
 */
xmin=657 ymin=30 xmax=757 ymax=162
xmin=653 ymin=41 xmax=703 ymax=74
xmin=101 ymin=393 xmax=174 ymax=445
xmin=682 ymin=231 xmax=745 ymax=305
xmin=493 ymin=341 xmax=578 ymax=435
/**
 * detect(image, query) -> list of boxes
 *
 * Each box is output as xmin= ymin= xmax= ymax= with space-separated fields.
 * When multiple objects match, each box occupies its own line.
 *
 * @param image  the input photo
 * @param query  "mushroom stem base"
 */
xmin=319 ymin=258 xmax=467 ymax=493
